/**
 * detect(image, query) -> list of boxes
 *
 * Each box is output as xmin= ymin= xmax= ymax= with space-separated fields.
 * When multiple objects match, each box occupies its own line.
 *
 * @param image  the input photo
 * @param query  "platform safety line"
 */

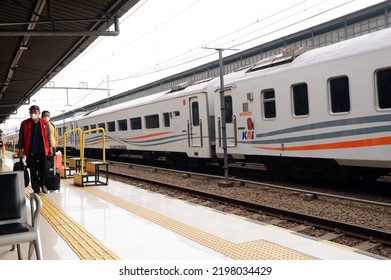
xmin=83 ymin=187 xmax=317 ymax=260
xmin=25 ymin=188 xmax=120 ymax=260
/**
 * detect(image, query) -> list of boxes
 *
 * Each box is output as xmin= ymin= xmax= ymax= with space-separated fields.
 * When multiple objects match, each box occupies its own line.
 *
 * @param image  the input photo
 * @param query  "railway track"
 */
xmin=103 ymin=163 xmax=391 ymax=259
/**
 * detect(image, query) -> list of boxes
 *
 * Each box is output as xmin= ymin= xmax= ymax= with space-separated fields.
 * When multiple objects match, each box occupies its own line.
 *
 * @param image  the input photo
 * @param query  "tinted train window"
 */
xmin=107 ymin=121 xmax=115 ymax=132
xmin=83 ymin=126 xmax=88 ymax=131
xmin=98 ymin=123 xmax=105 ymax=130
xmin=163 ymin=113 xmax=170 ymax=127
xmin=376 ymin=68 xmax=391 ymax=109
xmin=117 ymin=119 xmax=127 ymax=131
xmin=292 ymin=83 xmax=309 ymax=116
xmin=130 ymin=117 xmax=141 ymax=130
xmin=262 ymin=89 xmax=276 ymax=119
xmin=145 ymin=115 xmax=159 ymax=129
xmin=90 ymin=124 xmax=97 ymax=133
xmin=329 ymin=76 xmax=350 ymax=113
xmin=225 ymin=96 xmax=233 ymax=123
xmin=192 ymin=102 xmax=200 ymax=126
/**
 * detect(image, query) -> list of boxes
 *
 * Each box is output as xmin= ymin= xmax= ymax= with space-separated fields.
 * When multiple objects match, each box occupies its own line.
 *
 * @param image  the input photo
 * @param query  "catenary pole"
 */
xmin=204 ymin=47 xmax=238 ymax=181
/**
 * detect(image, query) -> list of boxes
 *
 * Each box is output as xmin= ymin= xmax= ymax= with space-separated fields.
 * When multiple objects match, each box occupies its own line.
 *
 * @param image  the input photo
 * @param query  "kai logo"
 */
xmin=242 ymin=131 xmax=254 ymax=140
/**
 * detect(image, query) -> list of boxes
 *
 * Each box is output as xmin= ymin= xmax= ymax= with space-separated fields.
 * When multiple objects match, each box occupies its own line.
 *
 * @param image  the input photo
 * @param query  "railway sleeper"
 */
xmin=354 ymin=240 xmax=382 ymax=251
xmin=319 ymin=232 xmax=344 ymax=241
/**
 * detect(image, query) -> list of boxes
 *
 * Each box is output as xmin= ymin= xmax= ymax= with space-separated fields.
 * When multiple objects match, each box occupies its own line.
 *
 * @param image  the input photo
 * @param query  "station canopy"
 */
xmin=0 ymin=0 xmax=140 ymax=124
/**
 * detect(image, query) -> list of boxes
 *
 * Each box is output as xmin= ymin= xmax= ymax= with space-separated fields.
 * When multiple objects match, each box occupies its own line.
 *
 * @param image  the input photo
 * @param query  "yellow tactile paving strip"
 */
xmin=83 ymin=187 xmax=317 ymax=260
xmin=6 ymin=159 xmax=118 ymax=260
xmin=25 ymin=188 xmax=120 ymax=260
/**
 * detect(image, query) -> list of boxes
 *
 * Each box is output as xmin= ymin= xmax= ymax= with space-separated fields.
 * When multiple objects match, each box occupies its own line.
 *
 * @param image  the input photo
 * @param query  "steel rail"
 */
xmin=107 ymin=168 xmax=391 ymax=246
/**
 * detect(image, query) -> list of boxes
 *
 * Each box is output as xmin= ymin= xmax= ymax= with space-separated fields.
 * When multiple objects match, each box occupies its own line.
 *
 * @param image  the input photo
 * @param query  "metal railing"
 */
xmin=63 ymin=128 xmax=82 ymax=177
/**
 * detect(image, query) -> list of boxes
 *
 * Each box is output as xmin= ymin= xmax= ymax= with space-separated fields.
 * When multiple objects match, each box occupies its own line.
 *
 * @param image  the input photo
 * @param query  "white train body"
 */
xmin=55 ymin=27 xmax=391 ymax=180
xmin=211 ymin=27 xmax=391 ymax=174
xmin=55 ymin=78 xmax=217 ymax=161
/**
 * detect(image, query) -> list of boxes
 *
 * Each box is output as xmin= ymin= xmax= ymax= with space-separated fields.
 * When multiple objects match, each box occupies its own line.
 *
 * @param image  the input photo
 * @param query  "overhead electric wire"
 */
xmin=229 ymin=0 xmax=355 ymax=49
xmin=57 ymin=0 xmax=151 ymax=76
xmin=110 ymin=0 xmax=316 ymax=81
xmin=68 ymin=81 xmax=105 ymax=109
xmin=110 ymin=0 xmax=357 ymax=82
xmin=63 ymin=0 xmax=199 ymax=79
xmin=63 ymin=0 xmax=313 ymax=81
xmin=59 ymin=0 xmax=379 ymax=111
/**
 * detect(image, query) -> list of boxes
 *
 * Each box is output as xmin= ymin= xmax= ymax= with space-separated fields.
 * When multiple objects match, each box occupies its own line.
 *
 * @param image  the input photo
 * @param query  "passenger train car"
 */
xmin=55 ymin=79 xmax=217 ymax=164
xmin=55 ymin=27 xmax=391 ymax=181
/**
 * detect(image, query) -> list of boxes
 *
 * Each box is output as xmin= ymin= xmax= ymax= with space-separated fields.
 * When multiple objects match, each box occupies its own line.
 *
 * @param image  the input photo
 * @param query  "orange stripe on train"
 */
xmin=85 ymin=133 xmax=171 ymax=146
xmin=123 ymin=132 xmax=173 ymax=140
xmin=85 ymin=139 xmax=114 ymax=146
xmin=256 ymin=136 xmax=391 ymax=151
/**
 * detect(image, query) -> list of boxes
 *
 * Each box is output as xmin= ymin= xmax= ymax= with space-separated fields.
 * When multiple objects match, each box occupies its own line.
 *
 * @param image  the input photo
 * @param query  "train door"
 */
xmin=225 ymin=94 xmax=236 ymax=147
xmin=218 ymin=93 xmax=236 ymax=148
xmin=188 ymin=97 xmax=203 ymax=147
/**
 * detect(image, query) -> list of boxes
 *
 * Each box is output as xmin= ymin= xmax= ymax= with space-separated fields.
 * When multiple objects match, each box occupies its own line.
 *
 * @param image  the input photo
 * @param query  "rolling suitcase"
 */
xmin=45 ymin=154 xmax=60 ymax=191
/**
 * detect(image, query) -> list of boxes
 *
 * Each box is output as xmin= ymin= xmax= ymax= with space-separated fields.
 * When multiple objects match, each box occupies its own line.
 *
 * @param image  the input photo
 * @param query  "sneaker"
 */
xmin=42 ymin=185 xmax=48 ymax=194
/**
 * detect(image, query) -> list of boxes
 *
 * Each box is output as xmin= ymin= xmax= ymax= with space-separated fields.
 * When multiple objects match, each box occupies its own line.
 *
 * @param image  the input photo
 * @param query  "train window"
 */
xmin=192 ymin=102 xmax=200 ymax=126
xmin=225 ymin=96 xmax=233 ymax=123
xmin=117 ymin=119 xmax=128 ymax=131
xmin=107 ymin=121 xmax=115 ymax=132
xmin=329 ymin=76 xmax=350 ymax=113
xmin=292 ymin=83 xmax=309 ymax=116
xmin=173 ymin=111 xmax=180 ymax=117
xmin=83 ymin=126 xmax=88 ymax=131
xmin=376 ymin=68 xmax=391 ymax=109
xmin=130 ymin=117 xmax=142 ymax=130
xmin=98 ymin=123 xmax=105 ymax=130
xmin=57 ymin=128 xmax=62 ymax=137
xmin=90 ymin=124 xmax=97 ymax=133
xmin=145 ymin=114 xmax=159 ymax=129
xmin=163 ymin=112 xmax=170 ymax=127
xmin=262 ymin=89 xmax=276 ymax=119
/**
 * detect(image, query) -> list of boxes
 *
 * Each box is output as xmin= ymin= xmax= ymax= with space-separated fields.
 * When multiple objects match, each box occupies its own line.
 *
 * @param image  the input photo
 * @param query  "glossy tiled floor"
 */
xmin=0 ymin=154 xmax=382 ymax=260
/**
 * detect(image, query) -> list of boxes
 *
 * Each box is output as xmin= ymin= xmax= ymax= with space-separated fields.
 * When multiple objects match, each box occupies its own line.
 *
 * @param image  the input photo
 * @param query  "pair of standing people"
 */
xmin=18 ymin=105 xmax=58 ymax=194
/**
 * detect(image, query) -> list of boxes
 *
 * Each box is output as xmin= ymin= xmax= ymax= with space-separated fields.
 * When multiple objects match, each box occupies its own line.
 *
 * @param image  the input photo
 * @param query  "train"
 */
xmin=10 ymin=27 xmax=391 ymax=182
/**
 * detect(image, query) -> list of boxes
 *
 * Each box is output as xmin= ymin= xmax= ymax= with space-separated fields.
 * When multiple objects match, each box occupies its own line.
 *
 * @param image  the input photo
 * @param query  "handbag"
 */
xmin=13 ymin=159 xmax=30 ymax=188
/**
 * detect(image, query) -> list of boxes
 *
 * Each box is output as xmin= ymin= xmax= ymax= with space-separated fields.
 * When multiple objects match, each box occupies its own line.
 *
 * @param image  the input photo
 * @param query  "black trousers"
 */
xmin=26 ymin=154 xmax=47 ymax=193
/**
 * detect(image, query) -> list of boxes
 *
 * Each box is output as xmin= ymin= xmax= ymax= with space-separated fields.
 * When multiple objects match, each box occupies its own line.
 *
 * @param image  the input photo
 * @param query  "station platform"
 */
xmin=0 ymin=153 xmax=382 ymax=260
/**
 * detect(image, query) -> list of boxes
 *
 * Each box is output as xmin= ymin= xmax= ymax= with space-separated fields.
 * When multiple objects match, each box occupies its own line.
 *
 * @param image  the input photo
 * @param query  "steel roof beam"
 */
xmin=0 ymin=16 xmax=120 ymax=36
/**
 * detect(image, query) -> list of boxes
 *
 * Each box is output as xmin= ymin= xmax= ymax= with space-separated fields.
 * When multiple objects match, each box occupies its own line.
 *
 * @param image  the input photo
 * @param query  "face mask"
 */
xmin=44 ymin=116 xmax=50 ymax=122
xmin=30 ymin=113 xmax=38 ymax=120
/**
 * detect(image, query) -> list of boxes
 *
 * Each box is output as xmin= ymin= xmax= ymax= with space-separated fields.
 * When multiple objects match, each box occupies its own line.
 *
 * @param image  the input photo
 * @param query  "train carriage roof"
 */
xmin=71 ymin=76 xmax=219 ymax=120
xmin=219 ymin=27 xmax=391 ymax=86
